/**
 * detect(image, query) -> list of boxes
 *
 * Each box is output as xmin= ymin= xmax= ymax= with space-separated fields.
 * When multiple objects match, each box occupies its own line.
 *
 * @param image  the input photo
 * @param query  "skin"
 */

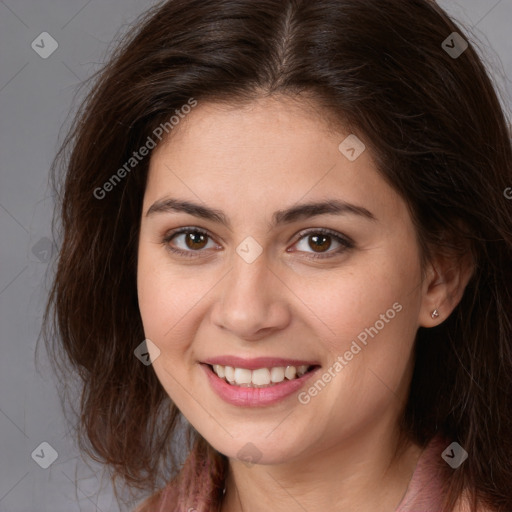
xmin=137 ymin=95 xmax=473 ymax=512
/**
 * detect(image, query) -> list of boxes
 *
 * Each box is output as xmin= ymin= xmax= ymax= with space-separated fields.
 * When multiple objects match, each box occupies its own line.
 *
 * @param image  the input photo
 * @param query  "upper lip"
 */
xmin=202 ymin=356 xmax=320 ymax=370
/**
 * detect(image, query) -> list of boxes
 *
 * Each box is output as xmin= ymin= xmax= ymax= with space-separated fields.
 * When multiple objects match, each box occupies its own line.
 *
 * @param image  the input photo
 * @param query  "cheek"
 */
xmin=304 ymin=248 xmax=422 ymax=409
xmin=137 ymin=244 xmax=184 ymax=345
xmin=136 ymin=242 xmax=221 ymax=356
xmin=136 ymin=246 xmax=200 ymax=409
xmin=303 ymin=255 xmax=420 ymax=352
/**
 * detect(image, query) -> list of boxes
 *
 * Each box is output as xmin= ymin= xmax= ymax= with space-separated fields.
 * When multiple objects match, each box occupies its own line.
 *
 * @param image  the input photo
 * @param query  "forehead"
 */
xmin=150 ymin=94 xmax=346 ymax=163
xmin=144 ymin=95 xmax=404 ymax=225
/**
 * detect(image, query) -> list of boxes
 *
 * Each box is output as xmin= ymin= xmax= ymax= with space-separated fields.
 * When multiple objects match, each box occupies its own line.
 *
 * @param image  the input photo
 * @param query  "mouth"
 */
xmin=205 ymin=363 xmax=320 ymax=388
xmin=200 ymin=356 xmax=322 ymax=406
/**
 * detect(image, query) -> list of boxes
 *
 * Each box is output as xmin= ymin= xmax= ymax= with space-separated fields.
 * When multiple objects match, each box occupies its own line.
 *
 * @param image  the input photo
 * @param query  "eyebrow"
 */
xmin=145 ymin=197 xmax=377 ymax=229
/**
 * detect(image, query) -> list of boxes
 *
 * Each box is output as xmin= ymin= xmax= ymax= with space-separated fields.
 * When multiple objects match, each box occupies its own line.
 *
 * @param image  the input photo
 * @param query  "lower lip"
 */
xmin=200 ymin=363 xmax=320 ymax=407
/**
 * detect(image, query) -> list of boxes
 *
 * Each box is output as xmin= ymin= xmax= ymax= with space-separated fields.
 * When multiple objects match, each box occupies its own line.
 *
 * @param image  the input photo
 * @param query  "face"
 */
xmin=137 ymin=95 xmax=427 ymax=465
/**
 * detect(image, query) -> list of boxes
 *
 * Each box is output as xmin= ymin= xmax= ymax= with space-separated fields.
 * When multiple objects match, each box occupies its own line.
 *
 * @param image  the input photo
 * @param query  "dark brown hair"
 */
xmin=42 ymin=0 xmax=512 ymax=510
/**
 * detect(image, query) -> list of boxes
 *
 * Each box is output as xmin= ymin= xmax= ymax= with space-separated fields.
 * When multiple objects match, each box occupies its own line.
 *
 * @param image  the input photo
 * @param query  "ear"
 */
xmin=418 ymin=244 xmax=475 ymax=328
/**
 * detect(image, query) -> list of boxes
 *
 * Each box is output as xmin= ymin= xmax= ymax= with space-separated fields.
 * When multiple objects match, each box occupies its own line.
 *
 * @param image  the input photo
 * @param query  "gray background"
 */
xmin=0 ymin=1 xmax=511 ymax=511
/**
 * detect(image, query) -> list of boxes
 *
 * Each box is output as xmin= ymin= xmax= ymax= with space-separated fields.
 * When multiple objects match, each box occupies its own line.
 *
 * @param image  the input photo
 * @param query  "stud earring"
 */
xmin=431 ymin=309 xmax=440 ymax=319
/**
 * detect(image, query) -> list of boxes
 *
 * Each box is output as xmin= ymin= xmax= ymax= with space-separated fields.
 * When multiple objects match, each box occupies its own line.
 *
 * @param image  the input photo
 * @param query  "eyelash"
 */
xmin=161 ymin=227 xmax=355 ymax=260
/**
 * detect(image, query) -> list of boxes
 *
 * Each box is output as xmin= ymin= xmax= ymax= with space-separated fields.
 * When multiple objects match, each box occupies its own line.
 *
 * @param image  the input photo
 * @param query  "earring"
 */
xmin=431 ymin=309 xmax=440 ymax=319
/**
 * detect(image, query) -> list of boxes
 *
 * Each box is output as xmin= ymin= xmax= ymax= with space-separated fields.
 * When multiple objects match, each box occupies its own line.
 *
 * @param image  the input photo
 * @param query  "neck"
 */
xmin=220 ymin=426 xmax=423 ymax=512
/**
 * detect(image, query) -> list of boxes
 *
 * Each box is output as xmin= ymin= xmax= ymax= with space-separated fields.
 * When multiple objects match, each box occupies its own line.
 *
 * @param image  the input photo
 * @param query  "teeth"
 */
xmin=252 ymin=368 xmax=271 ymax=386
xmin=234 ymin=368 xmax=252 ymax=385
xmin=213 ymin=364 xmax=225 ymax=378
xmin=297 ymin=365 xmax=308 ymax=377
xmin=270 ymin=367 xmax=285 ymax=383
xmin=285 ymin=366 xmax=297 ymax=380
xmin=210 ymin=364 xmax=313 ymax=387
xmin=224 ymin=366 xmax=235 ymax=383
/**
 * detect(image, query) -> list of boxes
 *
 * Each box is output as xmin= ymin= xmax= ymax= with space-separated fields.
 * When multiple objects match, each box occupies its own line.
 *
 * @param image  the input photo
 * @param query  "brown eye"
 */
xmin=163 ymin=228 xmax=217 ymax=257
xmin=163 ymin=227 xmax=354 ymax=260
xmin=293 ymin=229 xmax=354 ymax=259
xmin=307 ymin=233 xmax=332 ymax=253
xmin=183 ymin=231 xmax=209 ymax=250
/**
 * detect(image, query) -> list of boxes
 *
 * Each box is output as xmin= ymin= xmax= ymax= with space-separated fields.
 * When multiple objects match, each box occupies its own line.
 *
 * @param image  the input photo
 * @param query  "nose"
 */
xmin=210 ymin=249 xmax=291 ymax=341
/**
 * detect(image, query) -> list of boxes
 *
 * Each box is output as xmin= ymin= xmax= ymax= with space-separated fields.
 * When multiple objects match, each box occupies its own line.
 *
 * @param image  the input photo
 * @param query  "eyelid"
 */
xmin=162 ymin=226 xmax=354 ymax=259
xmin=162 ymin=226 xmax=219 ymax=257
xmin=293 ymin=227 xmax=354 ymax=247
xmin=289 ymin=227 xmax=354 ymax=259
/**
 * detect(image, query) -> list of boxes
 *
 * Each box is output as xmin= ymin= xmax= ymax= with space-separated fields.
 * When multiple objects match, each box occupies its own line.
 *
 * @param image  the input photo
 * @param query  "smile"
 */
xmin=200 ymin=357 xmax=321 ymax=407
xmin=210 ymin=364 xmax=314 ymax=387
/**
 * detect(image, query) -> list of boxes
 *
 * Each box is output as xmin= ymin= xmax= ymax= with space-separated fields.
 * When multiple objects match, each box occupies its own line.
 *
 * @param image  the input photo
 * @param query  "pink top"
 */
xmin=395 ymin=435 xmax=450 ymax=512
xmin=138 ymin=435 xmax=461 ymax=512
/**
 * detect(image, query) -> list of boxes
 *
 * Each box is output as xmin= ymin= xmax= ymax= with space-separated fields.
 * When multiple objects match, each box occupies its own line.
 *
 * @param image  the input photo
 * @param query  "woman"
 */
xmin=43 ymin=0 xmax=512 ymax=511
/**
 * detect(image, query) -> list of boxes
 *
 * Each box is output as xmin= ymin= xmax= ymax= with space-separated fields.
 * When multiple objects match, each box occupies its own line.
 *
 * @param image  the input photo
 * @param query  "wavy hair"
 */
xmin=42 ymin=0 xmax=512 ymax=510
